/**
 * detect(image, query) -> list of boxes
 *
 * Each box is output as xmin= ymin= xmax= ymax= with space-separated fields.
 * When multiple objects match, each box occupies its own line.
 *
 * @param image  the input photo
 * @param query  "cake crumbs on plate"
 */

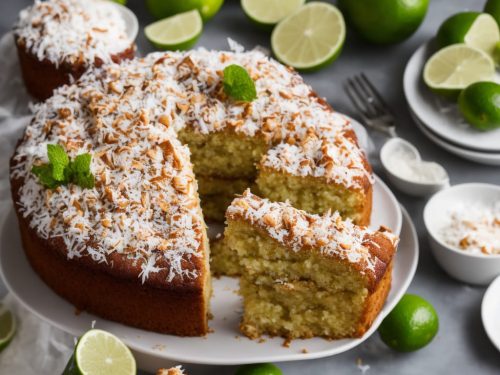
xmin=301 ymin=348 xmax=309 ymax=354
xmin=152 ymin=344 xmax=166 ymax=351
xmin=282 ymin=338 xmax=292 ymax=348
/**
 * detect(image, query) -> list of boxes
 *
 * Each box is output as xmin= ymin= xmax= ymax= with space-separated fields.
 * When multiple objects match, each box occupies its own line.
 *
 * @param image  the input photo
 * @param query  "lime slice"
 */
xmin=423 ymin=44 xmax=495 ymax=98
xmin=0 ymin=304 xmax=16 ymax=353
xmin=271 ymin=2 xmax=345 ymax=71
xmin=437 ymin=12 xmax=500 ymax=57
xmin=241 ymin=0 xmax=305 ymax=30
xmin=68 ymin=329 xmax=136 ymax=375
xmin=144 ymin=10 xmax=203 ymax=51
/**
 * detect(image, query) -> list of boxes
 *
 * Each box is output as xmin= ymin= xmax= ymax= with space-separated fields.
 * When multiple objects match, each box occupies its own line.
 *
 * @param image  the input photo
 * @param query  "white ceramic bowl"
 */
xmin=423 ymin=183 xmax=500 ymax=285
xmin=380 ymin=137 xmax=449 ymax=196
xmin=110 ymin=1 xmax=139 ymax=44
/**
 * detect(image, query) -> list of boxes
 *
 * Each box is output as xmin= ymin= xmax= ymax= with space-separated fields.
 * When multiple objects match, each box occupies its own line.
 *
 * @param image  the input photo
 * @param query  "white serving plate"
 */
xmin=0 ymin=177 xmax=416 ymax=372
xmin=482 ymin=276 xmax=500 ymax=353
xmin=404 ymin=41 xmax=500 ymax=153
xmin=410 ymin=109 xmax=500 ymax=166
xmin=110 ymin=1 xmax=139 ymax=44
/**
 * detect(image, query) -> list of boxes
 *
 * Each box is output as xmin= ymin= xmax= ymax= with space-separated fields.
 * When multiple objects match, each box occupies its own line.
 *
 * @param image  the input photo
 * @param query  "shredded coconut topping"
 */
xmin=440 ymin=202 xmax=500 ymax=255
xmin=12 ymin=48 xmax=373 ymax=282
xmin=227 ymin=190 xmax=398 ymax=277
xmin=14 ymin=0 xmax=130 ymax=66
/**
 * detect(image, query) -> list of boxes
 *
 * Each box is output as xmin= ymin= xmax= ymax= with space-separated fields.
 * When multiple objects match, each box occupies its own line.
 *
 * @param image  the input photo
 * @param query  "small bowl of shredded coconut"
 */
xmin=424 ymin=183 xmax=500 ymax=285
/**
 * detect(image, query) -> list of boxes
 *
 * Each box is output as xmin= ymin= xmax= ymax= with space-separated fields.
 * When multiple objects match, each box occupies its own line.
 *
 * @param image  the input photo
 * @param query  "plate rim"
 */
xmin=0 ymin=187 xmax=415 ymax=365
xmin=403 ymin=41 xmax=500 ymax=154
xmin=409 ymin=108 xmax=500 ymax=166
xmin=481 ymin=275 xmax=500 ymax=353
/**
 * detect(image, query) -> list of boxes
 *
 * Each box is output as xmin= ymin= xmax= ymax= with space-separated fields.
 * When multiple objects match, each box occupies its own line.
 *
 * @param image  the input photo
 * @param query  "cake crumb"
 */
xmin=207 ymin=312 xmax=214 ymax=320
xmin=356 ymin=358 xmax=370 ymax=374
xmin=208 ymin=328 xmax=215 ymax=334
xmin=152 ymin=344 xmax=166 ymax=351
xmin=301 ymin=348 xmax=309 ymax=354
xmin=282 ymin=338 xmax=291 ymax=348
xmin=258 ymin=338 xmax=266 ymax=343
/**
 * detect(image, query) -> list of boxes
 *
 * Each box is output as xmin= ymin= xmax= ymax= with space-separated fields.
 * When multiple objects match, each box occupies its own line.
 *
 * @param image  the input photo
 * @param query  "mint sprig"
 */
xmin=223 ymin=64 xmax=257 ymax=102
xmin=31 ymin=144 xmax=95 ymax=189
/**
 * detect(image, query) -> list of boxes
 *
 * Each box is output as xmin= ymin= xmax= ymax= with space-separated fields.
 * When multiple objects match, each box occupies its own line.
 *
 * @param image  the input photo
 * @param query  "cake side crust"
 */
xmin=17 ymin=210 xmax=209 ymax=336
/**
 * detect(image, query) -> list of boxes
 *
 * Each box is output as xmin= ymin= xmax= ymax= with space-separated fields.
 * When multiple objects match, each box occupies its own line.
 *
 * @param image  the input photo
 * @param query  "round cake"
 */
xmin=13 ymin=0 xmax=135 ymax=101
xmin=10 ymin=48 xmax=387 ymax=336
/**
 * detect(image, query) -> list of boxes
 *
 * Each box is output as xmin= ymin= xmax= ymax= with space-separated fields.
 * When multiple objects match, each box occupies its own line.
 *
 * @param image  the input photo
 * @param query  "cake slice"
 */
xmin=224 ymin=190 xmax=398 ymax=339
xmin=256 ymin=120 xmax=373 ymax=226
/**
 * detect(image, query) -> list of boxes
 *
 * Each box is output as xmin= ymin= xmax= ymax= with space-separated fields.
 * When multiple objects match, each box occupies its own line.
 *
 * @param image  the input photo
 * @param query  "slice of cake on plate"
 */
xmin=13 ymin=0 xmax=135 ymax=100
xmin=224 ymin=190 xmax=398 ymax=339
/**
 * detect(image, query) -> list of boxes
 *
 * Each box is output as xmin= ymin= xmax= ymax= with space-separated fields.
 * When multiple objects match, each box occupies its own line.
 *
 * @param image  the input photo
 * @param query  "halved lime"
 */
xmin=437 ymin=12 xmax=500 ymax=57
xmin=423 ymin=44 xmax=495 ymax=98
xmin=144 ymin=10 xmax=203 ymax=51
xmin=64 ymin=329 xmax=136 ymax=375
xmin=241 ymin=0 xmax=305 ymax=30
xmin=0 ymin=304 xmax=16 ymax=353
xmin=146 ymin=0 xmax=224 ymax=22
xmin=271 ymin=2 xmax=345 ymax=71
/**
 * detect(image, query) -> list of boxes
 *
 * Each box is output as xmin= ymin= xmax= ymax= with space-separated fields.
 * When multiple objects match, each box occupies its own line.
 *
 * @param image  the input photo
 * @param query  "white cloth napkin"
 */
xmin=0 ymin=31 xmax=375 ymax=374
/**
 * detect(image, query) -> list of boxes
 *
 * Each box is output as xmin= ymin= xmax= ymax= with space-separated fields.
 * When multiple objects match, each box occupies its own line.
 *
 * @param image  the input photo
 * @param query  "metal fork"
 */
xmin=344 ymin=73 xmax=398 ymax=138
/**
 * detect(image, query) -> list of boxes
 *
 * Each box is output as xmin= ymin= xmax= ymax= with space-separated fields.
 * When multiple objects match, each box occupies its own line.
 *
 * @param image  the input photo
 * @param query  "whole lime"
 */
xmin=458 ymin=81 xmax=500 ymax=131
xmin=338 ymin=0 xmax=429 ymax=44
xmin=485 ymin=0 xmax=500 ymax=26
xmin=145 ymin=0 xmax=224 ymax=21
xmin=378 ymin=294 xmax=438 ymax=352
xmin=235 ymin=363 xmax=282 ymax=375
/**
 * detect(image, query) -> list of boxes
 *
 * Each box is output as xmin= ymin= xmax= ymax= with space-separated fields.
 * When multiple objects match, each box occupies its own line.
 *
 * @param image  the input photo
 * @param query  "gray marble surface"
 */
xmin=1 ymin=0 xmax=500 ymax=374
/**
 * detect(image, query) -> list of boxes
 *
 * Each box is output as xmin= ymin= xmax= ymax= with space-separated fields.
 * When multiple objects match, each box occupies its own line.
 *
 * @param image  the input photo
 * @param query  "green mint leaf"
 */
xmin=31 ymin=164 xmax=62 ymax=189
xmin=73 ymin=153 xmax=92 ymax=174
xmin=47 ymin=144 xmax=69 ymax=181
xmin=74 ymin=172 xmax=95 ymax=189
xmin=223 ymin=64 xmax=257 ymax=102
xmin=66 ymin=153 xmax=95 ymax=189
xmin=32 ymin=146 xmax=95 ymax=190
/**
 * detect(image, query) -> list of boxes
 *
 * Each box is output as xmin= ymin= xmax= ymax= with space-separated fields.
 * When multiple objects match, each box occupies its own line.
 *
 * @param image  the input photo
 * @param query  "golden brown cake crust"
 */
xmin=15 ymin=37 xmax=136 ymax=101
xmin=355 ymin=261 xmax=393 ymax=337
xmin=16 ymin=208 xmax=208 ymax=336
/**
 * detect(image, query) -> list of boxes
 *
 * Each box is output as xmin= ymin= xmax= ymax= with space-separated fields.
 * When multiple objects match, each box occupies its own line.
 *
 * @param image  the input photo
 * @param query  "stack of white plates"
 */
xmin=403 ymin=42 xmax=500 ymax=166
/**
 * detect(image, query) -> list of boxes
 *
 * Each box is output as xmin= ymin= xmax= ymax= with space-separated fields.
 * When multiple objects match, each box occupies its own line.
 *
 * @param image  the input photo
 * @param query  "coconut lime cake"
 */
xmin=11 ymin=47 xmax=382 ymax=337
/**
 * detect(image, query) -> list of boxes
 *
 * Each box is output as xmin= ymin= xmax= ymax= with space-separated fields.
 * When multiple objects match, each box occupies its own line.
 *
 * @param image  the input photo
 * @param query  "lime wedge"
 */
xmin=241 ymin=0 xmax=305 ymax=29
xmin=0 ymin=304 xmax=16 ymax=353
xmin=271 ymin=2 xmax=345 ymax=71
xmin=145 ymin=10 xmax=203 ymax=51
xmin=437 ymin=12 xmax=500 ymax=58
xmin=464 ymin=14 xmax=500 ymax=57
xmin=494 ymin=41 xmax=500 ymax=65
xmin=66 ymin=329 xmax=136 ymax=375
xmin=423 ymin=44 xmax=495 ymax=98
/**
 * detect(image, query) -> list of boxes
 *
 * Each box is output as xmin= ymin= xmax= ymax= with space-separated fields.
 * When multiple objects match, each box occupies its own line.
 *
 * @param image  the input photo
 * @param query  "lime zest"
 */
xmin=223 ymin=64 xmax=257 ymax=102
